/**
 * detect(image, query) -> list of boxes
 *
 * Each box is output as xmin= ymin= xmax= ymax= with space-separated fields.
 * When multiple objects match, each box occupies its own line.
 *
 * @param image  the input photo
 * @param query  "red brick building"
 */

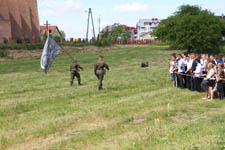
xmin=0 ymin=0 xmax=40 ymax=43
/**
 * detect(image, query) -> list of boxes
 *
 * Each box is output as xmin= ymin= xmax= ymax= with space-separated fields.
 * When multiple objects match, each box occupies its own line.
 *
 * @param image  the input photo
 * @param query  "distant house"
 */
xmin=121 ymin=25 xmax=137 ymax=40
xmin=102 ymin=23 xmax=137 ymax=39
xmin=103 ymin=23 xmax=121 ymax=32
xmin=136 ymin=18 xmax=160 ymax=40
xmin=40 ymin=25 xmax=62 ymax=40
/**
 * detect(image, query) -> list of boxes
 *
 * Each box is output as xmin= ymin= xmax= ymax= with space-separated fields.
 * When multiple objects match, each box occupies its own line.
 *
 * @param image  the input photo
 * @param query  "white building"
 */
xmin=136 ymin=18 xmax=160 ymax=40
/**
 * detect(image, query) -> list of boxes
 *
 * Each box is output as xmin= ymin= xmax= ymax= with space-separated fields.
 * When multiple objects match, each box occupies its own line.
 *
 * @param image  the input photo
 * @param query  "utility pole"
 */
xmin=86 ymin=8 xmax=96 ymax=42
xmin=98 ymin=16 xmax=101 ymax=34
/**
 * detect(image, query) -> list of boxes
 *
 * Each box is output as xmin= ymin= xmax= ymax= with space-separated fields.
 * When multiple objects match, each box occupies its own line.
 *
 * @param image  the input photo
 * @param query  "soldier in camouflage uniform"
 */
xmin=94 ymin=56 xmax=109 ymax=90
xmin=70 ymin=59 xmax=83 ymax=86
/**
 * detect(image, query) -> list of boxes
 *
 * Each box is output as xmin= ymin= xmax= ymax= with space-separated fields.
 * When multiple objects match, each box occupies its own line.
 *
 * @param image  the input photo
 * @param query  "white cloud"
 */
xmin=39 ymin=0 xmax=82 ymax=16
xmin=206 ymin=5 xmax=225 ymax=15
xmin=38 ymin=0 xmax=86 ymax=38
xmin=113 ymin=2 xmax=148 ymax=13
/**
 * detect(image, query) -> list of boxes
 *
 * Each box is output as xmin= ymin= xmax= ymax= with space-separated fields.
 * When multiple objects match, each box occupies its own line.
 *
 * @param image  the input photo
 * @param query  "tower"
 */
xmin=0 ymin=0 xmax=11 ymax=43
xmin=25 ymin=0 xmax=40 ymax=42
xmin=0 ymin=0 xmax=40 ymax=43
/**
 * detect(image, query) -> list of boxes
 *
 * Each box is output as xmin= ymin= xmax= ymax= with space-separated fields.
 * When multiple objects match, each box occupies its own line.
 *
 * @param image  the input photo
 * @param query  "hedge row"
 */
xmin=0 ymin=43 xmax=44 ymax=50
xmin=0 ymin=42 xmax=98 ymax=50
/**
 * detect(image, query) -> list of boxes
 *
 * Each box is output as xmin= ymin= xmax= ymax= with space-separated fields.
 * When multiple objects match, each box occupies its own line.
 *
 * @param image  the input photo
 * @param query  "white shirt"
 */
xmin=206 ymin=68 xmax=215 ymax=80
xmin=169 ymin=61 xmax=175 ymax=73
xmin=187 ymin=59 xmax=193 ymax=71
xmin=200 ymin=59 xmax=207 ymax=71
xmin=178 ymin=58 xmax=185 ymax=73
xmin=194 ymin=63 xmax=203 ymax=77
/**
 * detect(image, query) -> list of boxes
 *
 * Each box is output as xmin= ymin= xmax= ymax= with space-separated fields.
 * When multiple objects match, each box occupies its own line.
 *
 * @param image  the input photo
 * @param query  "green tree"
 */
xmin=95 ymin=28 xmax=111 ymax=47
xmin=153 ymin=5 xmax=225 ymax=53
xmin=111 ymin=27 xmax=130 ymax=40
xmin=60 ymin=30 xmax=66 ymax=38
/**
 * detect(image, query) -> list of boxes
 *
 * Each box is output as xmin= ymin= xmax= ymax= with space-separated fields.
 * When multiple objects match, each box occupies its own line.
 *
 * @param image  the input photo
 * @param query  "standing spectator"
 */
xmin=169 ymin=54 xmax=177 ymax=87
xmin=193 ymin=59 xmax=203 ymax=92
xmin=177 ymin=54 xmax=185 ymax=88
xmin=185 ymin=55 xmax=193 ymax=90
xmin=209 ymin=55 xmax=217 ymax=65
xmin=190 ymin=54 xmax=197 ymax=91
xmin=205 ymin=63 xmax=215 ymax=101
xmin=216 ymin=54 xmax=224 ymax=65
xmin=201 ymin=54 xmax=207 ymax=74
xmin=215 ymin=63 xmax=224 ymax=100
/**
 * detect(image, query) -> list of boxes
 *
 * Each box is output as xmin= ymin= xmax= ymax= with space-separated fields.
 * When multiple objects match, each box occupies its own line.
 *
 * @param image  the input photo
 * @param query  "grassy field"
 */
xmin=0 ymin=45 xmax=225 ymax=150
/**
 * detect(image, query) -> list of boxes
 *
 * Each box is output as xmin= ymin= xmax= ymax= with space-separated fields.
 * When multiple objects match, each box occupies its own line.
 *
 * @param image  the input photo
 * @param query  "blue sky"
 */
xmin=37 ymin=0 xmax=225 ymax=39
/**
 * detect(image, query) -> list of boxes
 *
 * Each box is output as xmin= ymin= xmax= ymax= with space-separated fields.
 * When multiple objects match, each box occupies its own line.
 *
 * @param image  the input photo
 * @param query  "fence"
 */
xmin=1 ymin=36 xmax=161 ymax=45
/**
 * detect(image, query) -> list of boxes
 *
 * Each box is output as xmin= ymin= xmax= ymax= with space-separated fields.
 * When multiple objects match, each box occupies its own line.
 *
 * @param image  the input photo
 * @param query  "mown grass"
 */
xmin=0 ymin=45 xmax=224 ymax=150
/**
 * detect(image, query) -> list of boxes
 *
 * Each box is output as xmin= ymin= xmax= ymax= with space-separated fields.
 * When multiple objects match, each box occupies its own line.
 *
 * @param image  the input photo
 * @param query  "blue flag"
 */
xmin=40 ymin=36 xmax=61 ymax=74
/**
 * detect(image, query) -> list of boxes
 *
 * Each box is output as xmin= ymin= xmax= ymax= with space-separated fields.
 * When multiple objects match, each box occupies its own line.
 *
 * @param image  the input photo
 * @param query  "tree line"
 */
xmin=153 ymin=5 xmax=225 ymax=54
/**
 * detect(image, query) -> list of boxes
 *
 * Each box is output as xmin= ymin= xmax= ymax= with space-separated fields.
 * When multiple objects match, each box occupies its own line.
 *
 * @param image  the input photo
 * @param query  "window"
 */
xmin=49 ymin=30 xmax=52 ymax=33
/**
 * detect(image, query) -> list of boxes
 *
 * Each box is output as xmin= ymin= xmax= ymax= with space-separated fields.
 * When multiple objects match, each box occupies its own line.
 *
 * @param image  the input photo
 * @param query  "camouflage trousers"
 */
xmin=96 ymin=74 xmax=104 ymax=90
xmin=71 ymin=71 xmax=81 ymax=86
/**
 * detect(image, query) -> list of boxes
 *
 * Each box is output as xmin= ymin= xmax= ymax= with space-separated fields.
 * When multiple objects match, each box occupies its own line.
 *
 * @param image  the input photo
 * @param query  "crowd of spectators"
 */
xmin=169 ymin=53 xmax=225 ymax=101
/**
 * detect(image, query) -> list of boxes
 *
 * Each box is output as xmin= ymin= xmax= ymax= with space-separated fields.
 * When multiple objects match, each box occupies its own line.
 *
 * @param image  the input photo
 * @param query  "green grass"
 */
xmin=0 ymin=45 xmax=225 ymax=150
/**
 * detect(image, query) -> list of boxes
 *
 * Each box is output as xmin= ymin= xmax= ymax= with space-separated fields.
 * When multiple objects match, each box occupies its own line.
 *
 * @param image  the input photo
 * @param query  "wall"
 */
xmin=0 ymin=0 xmax=40 ymax=43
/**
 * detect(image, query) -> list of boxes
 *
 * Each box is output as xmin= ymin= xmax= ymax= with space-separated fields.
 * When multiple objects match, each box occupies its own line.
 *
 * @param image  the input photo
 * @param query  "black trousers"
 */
xmin=178 ymin=74 xmax=185 ymax=88
xmin=223 ymin=83 xmax=225 ymax=97
xmin=186 ymin=75 xmax=191 ymax=89
xmin=217 ymin=82 xmax=224 ymax=99
xmin=194 ymin=77 xmax=202 ymax=92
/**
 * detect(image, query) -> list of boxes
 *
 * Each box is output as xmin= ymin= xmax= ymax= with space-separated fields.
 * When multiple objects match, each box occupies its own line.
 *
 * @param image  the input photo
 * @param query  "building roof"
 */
xmin=103 ymin=23 xmax=137 ymax=33
xmin=137 ymin=19 xmax=160 ymax=28
xmin=121 ymin=25 xmax=137 ymax=33
xmin=40 ymin=25 xmax=60 ymax=35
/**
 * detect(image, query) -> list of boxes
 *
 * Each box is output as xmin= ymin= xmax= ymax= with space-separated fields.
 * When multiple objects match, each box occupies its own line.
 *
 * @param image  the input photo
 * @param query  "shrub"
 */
xmin=0 ymin=50 xmax=8 ymax=58
xmin=3 ymin=38 xmax=8 ymax=44
xmin=54 ymin=36 xmax=61 ymax=43
xmin=16 ymin=39 xmax=22 ymax=44
xmin=25 ymin=37 xmax=31 ymax=43
xmin=0 ymin=43 xmax=44 ymax=50
xmin=94 ymin=38 xmax=111 ymax=47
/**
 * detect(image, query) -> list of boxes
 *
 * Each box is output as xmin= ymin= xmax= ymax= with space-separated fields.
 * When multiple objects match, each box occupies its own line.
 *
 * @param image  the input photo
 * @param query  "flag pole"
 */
xmin=61 ymin=47 xmax=74 ymax=60
xmin=44 ymin=21 xmax=74 ymax=61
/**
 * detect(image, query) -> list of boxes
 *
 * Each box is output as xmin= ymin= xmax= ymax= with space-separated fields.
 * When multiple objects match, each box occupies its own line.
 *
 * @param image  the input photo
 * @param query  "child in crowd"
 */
xmin=169 ymin=54 xmax=177 ymax=87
